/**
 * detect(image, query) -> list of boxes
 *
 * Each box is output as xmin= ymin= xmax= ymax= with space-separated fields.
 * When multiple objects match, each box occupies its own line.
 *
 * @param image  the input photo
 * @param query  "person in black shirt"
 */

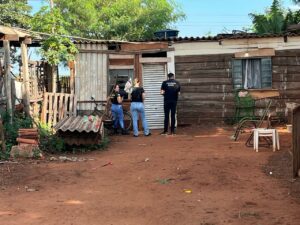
xmin=130 ymin=79 xmax=151 ymax=137
xmin=110 ymin=84 xmax=128 ymax=135
xmin=160 ymin=73 xmax=181 ymax=135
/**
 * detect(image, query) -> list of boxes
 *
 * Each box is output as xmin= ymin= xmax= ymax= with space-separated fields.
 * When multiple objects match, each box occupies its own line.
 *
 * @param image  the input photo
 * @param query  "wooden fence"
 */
xmin=41 ymin=92 xmax=77 ymax=126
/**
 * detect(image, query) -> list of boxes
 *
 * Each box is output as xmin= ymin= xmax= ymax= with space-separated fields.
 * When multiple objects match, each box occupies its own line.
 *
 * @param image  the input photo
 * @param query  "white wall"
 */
xmin=173 ymin=36 xmax=300 ymax=56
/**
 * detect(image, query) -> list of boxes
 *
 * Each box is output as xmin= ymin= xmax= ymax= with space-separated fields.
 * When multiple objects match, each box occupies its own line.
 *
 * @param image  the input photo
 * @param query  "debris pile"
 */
xmin=10 ymin=128 xmax=41 ymax=158
xmin=17 ymin=128 xmax=39 ymax=146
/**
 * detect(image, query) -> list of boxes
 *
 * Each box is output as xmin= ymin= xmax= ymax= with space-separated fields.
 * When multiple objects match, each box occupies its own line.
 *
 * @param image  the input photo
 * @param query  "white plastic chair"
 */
xmin=253 ymin=128 xmax=280 ymax=152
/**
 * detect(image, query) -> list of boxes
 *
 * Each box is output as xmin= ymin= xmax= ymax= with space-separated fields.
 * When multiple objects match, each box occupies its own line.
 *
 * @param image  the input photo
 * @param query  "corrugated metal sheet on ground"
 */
xmin=54 ymin=115 xmax=102 ymax=133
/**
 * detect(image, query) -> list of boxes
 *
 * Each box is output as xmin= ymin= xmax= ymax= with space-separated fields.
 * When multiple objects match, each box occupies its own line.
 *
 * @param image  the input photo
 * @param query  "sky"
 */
xmin=26 ymin=0 xmax=299 ymax=74
xmin=174 ymin=0 xmax=299 ymax=37
xmin=28 ymin=0 xmax=299 ymax=37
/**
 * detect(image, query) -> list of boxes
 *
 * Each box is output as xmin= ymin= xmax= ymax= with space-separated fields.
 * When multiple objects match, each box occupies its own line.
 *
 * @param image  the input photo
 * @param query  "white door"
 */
xmin=142 ymin=64 xmax=166 ymax=129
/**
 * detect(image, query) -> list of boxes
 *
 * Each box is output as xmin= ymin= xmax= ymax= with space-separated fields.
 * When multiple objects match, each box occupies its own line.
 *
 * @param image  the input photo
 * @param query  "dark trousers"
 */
xmin=164 ymin=101 xmax=177 ymax=133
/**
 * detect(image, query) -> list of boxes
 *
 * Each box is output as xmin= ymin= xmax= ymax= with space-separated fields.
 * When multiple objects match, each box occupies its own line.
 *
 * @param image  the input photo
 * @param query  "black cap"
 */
xmin=167 ymin=73 xmax=174 ymax=78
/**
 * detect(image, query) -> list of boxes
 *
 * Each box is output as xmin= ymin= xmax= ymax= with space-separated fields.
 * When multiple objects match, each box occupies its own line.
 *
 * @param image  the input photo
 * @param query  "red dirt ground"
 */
xmin=0 ymin=126 xmax=300 ymax=225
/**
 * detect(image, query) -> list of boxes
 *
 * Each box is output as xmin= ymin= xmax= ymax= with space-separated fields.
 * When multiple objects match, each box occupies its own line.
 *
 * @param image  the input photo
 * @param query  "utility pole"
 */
xmin=3 ymin=40 xmax=13 ymax=124
xmin=49 ymin=0 xmax=54 ymax=9
xmin=21 ymin=42 xmax=31 ymax=117
xmin=49 ymin=0 xmax=57 ymax=93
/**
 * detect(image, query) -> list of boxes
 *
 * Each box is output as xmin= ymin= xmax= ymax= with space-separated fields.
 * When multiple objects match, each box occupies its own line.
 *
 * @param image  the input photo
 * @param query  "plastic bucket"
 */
xmin=286 ymin=124 xmax=292 ymax=133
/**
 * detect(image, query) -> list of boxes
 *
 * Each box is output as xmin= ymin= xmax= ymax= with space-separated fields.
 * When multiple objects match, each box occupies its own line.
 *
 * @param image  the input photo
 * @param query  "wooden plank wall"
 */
xmin=273 ymin=50 xmax=300 ymax=119
xmin=175 ymin=50 xmax=300 ymax=125
xmin=175 ymin=54 xmax=234 ymax=125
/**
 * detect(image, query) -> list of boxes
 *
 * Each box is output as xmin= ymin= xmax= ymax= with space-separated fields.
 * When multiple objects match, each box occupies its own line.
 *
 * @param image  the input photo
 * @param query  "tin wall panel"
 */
xmin=75 ymin=44 xmax=108 ymax=111
xmin=142 ymin=64 xmax=166 ymax=129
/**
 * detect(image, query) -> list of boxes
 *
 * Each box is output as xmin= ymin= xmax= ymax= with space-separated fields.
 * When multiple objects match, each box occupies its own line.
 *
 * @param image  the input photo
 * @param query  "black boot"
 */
xmin=113 ymin=128 xmax=119 ymax=134
xmin=121 ymin=129 xmax=129 ymax=135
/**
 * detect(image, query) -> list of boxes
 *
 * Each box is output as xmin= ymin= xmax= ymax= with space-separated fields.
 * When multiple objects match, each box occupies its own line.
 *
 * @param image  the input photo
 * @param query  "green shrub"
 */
xmin=37 ymin=122 xmax=66 ymax=153
xmin=0 ymin=111 xmax=33 ymax=160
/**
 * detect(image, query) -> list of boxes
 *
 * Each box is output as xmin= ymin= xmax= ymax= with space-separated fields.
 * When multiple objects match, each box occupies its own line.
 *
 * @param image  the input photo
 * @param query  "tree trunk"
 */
xmin=4 ymin=40 xmax=13 ymax=124
xmin=0 ymin=120 xmax=6 ymax=153
xmin=21 ymin=42 xmax=31 ymax=117
xmin=69 ymin=61 xmax=75 ymax=94
xmin=52 ymin=65 xmax=57 ymax=93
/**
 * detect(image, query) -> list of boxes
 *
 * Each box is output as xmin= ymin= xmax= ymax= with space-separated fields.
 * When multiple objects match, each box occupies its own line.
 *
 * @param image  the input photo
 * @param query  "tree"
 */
xmin=249 ymin=0 xmax=285 ymax=34
xmin=31 ymin=6 xmax=78 ymax=66
xmin=31 ymin=4 xmax=78 ymax=92
xmin=249 ymin=0 xmax=300 ymax=34
xmin=0 ymin=0 xmax=31 ymax=28
xmin=53 ymin=0 xmax=185 ymax=40
xmin=283 ymin=9 xmax=300 ymax=29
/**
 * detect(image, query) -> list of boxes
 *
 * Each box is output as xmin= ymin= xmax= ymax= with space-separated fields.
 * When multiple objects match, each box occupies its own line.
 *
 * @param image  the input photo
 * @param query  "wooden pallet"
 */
xmin=41 ymin=92 xmax=77 ymax=126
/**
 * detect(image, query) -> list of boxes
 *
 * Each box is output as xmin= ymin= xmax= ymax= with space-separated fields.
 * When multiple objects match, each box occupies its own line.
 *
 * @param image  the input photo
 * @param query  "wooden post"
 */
xmin=69 ymin=61 xmax=75 ymax=94
xmin=3 ymin=40 xmax=13 ymax=123
xmin=51 ymin=65 xmax=57 ymax=93
xmin=49 ymin=0 xmax=57 ymax=93
xmin=21 ymin=42 xmax=31 ymax=117
xmin=293 ymin=106 xmax=300 ymax=177
xmin=0 ymin=120 xmax=6 ymax=153
xmin=0 ymin=56 xmax=4 ymax=100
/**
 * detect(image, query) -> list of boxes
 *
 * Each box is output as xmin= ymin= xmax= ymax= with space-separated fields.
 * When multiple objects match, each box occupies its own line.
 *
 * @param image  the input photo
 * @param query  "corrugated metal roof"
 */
xmin=129 ymin=33 xmax=300 ymax=42
xmin=132 ymin=36 xmax=219 ymax=42
xmin=73 ymin=40 xmax=121 ymax=44
xmin=54 ymin=115 xmax=102 ymax=133
xmin=72 ymin=37 xmax=130 ymax=44
xmin=218 ymin=33 xmax=300 ymax=39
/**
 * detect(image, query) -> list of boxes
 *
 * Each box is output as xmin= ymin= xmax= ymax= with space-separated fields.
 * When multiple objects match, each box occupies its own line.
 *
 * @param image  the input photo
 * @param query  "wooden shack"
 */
xmin=74 ymin=40 xmax=174 ymax=129
xmin=170 ymin=33 xmax=300 ymax=125
xmin=72 ymin=33 xmax=300 ymax=127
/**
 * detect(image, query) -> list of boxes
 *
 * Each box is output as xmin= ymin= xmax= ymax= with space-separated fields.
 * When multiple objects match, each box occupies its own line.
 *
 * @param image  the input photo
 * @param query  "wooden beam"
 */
xmin=109 ymin=58 xmax=134 ymax=65
xmin=248 ymin=89 xmax=280 ymax=100
xmin=68 ymin=61 xmax=75 ymax=94
xmin=109 ymin=54 xmax=134 ymax=59
xmin=78 ymin=48 xmax=174 ymax=54
xmin=0 ymin=34 xmax=19 ymax=41
xmin=235 ymin=48 xmax=275 ymax=58
xmin=109 ymin=65 xmax=134 ymax=70
xmin=140 ymin=57 xmax=171 ymax=63
xmin=3 ymin=40 xmax=13 ymax=123
xmin=21 ymin=42 xmax=31 ymax=117
xmin=121 ymin=42 xmax=168 ymax=51
xmin=135 ymin=54 xmax=141 ymax=83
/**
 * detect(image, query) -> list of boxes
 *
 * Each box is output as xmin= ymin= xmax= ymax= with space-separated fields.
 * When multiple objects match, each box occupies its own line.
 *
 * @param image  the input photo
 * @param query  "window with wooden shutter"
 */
xmin=232 ymin=58 xmax=272 ymax=89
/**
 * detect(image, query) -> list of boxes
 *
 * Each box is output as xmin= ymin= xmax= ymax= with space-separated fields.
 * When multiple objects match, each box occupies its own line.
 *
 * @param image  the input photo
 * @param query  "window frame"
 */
xmin=232 ymin=57 xmax=272 ymax=90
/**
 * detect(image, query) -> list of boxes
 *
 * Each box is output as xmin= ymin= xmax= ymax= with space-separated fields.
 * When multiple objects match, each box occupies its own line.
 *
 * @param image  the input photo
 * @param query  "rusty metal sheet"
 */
xmin=54 ymin=115 xmax=103 ymax=145
xmin=54 ymin=115 xmax=102 ymax=133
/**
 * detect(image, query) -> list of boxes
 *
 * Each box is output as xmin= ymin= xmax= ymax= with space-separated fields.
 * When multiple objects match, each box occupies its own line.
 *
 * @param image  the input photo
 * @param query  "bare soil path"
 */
xmin=0 ymin=126 xmax=300 ymax=225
